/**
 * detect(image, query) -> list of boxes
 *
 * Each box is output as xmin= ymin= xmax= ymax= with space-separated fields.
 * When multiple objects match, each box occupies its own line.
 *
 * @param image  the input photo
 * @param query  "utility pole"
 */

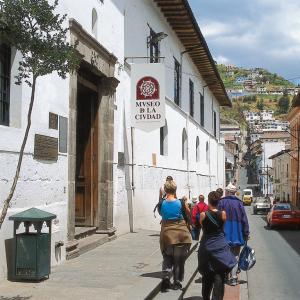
xmin=297 ymin=124 xmax=300 ymax=207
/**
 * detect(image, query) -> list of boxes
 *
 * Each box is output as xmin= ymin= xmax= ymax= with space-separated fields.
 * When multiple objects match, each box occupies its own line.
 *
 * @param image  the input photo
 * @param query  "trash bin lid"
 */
xmin=9 ymin=208 xmax=56 ymax=222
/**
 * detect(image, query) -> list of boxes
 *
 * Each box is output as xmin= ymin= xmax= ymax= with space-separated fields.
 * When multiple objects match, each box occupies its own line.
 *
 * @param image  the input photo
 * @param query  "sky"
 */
xmin=189 ymin=0 xmax=300 ymax=84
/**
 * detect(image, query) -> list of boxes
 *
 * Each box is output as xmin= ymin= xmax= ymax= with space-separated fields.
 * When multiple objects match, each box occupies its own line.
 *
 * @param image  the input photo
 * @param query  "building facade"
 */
xmin=0 ymin=0 xmax=230 ymax=279
xmin=287 ymin=93 xmax=300 ymax=208
xmin=269 ymin=150 xmax=291 ymax=202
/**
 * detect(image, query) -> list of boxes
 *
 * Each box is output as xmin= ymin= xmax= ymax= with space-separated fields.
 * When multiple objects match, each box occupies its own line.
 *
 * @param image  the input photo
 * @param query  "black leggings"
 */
xmin=202 ymin=271 xmax=225 ymax=300
xmin=162 ymin=244 xmax=190 ymax=282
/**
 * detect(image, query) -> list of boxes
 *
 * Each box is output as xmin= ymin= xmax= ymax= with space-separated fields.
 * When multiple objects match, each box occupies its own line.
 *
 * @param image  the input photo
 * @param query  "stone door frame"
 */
xmin=68 ymin=19 xmax=119 ymax=241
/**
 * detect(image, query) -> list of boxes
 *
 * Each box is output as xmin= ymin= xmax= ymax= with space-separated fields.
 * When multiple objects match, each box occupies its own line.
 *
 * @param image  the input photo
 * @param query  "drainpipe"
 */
xmin=186 ymin=114 xmax=191 ymax=199
xmin=180 ymin=49 xmax=195 ymax=199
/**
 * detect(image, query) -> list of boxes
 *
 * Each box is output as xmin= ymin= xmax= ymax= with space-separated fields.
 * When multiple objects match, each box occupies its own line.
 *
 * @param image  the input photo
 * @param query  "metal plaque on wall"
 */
xmin=49 ymin=112 xmax=58 ymax=130
xmin=34 ymin=134 xmax=58 ymax=161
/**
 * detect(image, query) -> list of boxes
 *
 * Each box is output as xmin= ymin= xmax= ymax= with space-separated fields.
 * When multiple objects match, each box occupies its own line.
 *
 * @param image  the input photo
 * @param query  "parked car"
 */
xmin=267 ymin=203 xmax=300 ymax=229
xmin=253 ymin=197 xmax=271 ymax=214
xmin=243 ymin=189 xmax=253 ymax=206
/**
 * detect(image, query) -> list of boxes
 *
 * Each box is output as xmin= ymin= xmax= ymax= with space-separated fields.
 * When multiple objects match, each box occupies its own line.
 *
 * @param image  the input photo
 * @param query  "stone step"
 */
xmin=77 ymin=233 xmax=115 ymax=256
xmin=74 ymin=226 xmax=97 ymax=240
xmin=67 ymin=229 xmax=117 ymax=260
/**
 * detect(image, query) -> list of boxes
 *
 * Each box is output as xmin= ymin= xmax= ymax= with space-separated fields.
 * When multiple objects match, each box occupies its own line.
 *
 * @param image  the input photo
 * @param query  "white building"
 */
xmin=261 ymin=110 xmax=274 ymax=121
xmin=0 ymin=0 xmax=230 ymax=279
xmin=269 ymin=150 xmax=291 ymax=201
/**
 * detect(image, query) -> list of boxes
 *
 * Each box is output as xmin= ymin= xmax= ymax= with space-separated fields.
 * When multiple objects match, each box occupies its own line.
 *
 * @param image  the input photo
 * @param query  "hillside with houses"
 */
xmin=218 ymin=64 xmax=297 ymax=95
xmin=219 ymin=64 xmax=300 ymax=126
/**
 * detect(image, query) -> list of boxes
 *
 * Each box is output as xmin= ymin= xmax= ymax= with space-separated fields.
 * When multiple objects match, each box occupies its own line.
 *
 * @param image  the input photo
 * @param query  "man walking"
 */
xmin=218 ymin=183 xmax=249 ymax=286
xmin=191 ymin=195 xmax=208 ymax=240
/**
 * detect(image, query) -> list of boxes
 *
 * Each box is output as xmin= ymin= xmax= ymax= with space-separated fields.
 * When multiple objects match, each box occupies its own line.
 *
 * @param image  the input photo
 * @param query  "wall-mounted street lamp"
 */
xmin=147 ymin=32 xmax=168 ymax=47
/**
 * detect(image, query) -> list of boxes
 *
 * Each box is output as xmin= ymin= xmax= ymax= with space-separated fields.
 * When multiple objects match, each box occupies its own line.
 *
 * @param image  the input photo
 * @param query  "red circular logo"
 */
xmin=136 ymin=76 xmax=159 ymax=100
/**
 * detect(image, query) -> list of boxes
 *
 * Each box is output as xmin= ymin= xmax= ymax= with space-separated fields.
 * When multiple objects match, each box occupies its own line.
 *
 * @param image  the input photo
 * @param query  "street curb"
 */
xmin=178 ymin=267 xmax=198 ymax=300
xmin=240 ymin=270 xmax=249 ymax=300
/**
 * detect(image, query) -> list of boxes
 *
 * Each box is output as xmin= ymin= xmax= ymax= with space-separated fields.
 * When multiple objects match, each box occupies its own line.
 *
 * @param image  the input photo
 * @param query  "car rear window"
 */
xmin=244 ymin=191 xmax=251 ymax=195
xmin=274 ymin=204 xmax=291 ymax=211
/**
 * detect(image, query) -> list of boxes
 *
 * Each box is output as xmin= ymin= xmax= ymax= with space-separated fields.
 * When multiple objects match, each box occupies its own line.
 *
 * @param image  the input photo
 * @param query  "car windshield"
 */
xmin=244 ymin=191 xmax=251 ymax=195
xmin=255 ymin=197 xmax=270 ymax=203
xmin=274 ymin=203 xmax=291 ymax=211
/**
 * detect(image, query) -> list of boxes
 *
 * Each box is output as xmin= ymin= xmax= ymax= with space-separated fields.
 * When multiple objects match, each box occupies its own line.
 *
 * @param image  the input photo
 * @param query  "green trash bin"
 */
xmin=9 ymin=207 xmax=56 ymax=281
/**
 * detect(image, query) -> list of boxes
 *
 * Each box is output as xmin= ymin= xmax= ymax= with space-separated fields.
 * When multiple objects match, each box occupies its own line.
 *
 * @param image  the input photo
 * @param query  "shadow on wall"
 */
xmin=5 ymin=238 xmax=14 ymax=281
xmin=0 ymin=297 xmax=32 ymax=300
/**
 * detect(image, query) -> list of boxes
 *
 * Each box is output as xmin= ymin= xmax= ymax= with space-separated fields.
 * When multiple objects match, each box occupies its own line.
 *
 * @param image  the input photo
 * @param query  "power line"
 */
xmin=287 ymin=76 xmax=300 ymax=81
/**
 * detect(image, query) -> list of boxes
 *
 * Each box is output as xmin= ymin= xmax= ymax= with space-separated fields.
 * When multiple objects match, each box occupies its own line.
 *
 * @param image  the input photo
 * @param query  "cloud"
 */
xmin=189 ymin=0 xmax=300 ymax=80
xmin=214 ymin=55 xmax=230 ymax=65
xmin=201 ymin=21 xmax=232 ymax=38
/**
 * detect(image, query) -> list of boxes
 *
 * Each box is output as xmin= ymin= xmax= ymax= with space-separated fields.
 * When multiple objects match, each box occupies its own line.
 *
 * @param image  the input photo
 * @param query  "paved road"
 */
xmin=245 ymin=206 xmax=300 ymax=300
xmin=238 ymin=167 xmax=300 ymax=300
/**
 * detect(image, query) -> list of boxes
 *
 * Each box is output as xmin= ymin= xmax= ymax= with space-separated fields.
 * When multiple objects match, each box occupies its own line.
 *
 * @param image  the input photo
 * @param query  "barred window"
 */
xmin=174 ymin=58 xmax=180 ymax=106
xmin=0 ymin=43 xmax=11 ymax=126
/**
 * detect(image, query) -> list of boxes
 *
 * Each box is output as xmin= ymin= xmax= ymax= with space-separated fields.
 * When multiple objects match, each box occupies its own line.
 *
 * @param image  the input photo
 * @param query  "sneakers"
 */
xmin=227 ymin=277 xmax=238 ymax=286
xmin=173 ymin=281 xmax=182 ymax=290
xmin=161 ymin=277 xmax=171 ymax=292
xmin=161 ymin=278 xmax=183 ymax=292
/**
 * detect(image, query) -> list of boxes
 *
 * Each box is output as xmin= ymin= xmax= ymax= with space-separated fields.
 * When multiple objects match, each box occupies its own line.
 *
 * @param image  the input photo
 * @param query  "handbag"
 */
xmin=238 ymin=242 xmax=256 ymax=271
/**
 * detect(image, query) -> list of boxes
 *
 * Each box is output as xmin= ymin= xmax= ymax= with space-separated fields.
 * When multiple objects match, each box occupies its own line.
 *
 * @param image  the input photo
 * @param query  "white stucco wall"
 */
xmin=0 ymin=0 xmax=227 ymax=278
xmin=116 ymin=0 xmax=226 ymax=231
xmin=0 ymin=0 xmax=125 ymax=279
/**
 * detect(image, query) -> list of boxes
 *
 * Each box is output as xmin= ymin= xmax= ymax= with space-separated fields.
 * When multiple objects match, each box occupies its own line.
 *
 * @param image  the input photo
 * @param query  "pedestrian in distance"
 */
xmin=191 ymin=195 xmax=208 ymax=240
xmin=198 ymin=191 xmax=237 ymax=300
xmin=159 ymin=180 xmax=192 ymax=292
xmin=217 ymin=183 xmax=250 ymax=286
xmin=190 ymin=195 xmax=198 ymax=211
xmin=216 ymin=188 xmax=224 ymax=200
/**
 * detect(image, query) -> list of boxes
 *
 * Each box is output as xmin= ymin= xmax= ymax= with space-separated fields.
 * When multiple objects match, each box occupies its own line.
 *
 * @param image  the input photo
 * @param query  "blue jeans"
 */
xmin=192 ymin=227 xmax=200 ymax=240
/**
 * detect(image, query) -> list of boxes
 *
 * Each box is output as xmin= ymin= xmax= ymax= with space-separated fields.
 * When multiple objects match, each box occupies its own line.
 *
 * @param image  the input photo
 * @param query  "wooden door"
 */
xmin=75 ymin=84 xmax=98 ymax=226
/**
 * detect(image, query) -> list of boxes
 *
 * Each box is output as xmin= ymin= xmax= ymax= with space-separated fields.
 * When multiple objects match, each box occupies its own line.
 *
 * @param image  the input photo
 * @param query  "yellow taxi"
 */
xmin=242 ymin=189 xmax=253 ymax=206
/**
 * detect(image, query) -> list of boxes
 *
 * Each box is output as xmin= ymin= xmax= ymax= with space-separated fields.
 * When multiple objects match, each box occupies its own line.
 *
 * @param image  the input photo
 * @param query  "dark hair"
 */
xmin=208 ymin=191 xmax=219 ymax=207
xmin=198 ymin=195 xmax=205 ymax=202
xmin=216 ymin=188 xmax=223 ymax=198
xmin=166 ymin=175 xmax=173 ymax=181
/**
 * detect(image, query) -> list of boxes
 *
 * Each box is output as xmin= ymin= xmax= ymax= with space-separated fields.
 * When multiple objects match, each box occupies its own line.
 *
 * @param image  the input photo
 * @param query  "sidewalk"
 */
xmin=0 ymin=230 xmax=246 ymax=300
xmin=184 ymin=270 xmax=247 ymax=300
xmin=0 ymin=231 xmax=162 ymax=300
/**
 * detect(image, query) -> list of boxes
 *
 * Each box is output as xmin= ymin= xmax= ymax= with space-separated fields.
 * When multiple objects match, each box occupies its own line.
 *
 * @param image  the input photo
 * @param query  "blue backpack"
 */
xmin=239 ymin=243 xmax=256 ymax=271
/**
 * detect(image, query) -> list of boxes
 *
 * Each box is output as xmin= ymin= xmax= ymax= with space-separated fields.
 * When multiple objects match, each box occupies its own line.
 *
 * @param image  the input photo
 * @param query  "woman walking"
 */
xmin=160 ymin=180 xmax=192 ymax=291
xmin=198 ymin=191 xmax=237 ymax=300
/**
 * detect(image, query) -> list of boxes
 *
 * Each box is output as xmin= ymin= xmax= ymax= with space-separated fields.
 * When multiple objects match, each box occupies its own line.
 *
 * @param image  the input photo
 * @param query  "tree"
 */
xmin=278 ymin=91 xmax=290 ymax=114
xmin=244 ymin=95 xmax=257 ymax=103
xmin=256 ymin=98 xmax=264 ymax=110
xmin=0 ymin=0 xmax=81 ymax=229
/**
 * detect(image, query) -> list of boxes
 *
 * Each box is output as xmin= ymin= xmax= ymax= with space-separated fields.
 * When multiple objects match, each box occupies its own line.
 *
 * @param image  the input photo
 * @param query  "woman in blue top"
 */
xmin=159 ymin=180 xmax=192 ymax=292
